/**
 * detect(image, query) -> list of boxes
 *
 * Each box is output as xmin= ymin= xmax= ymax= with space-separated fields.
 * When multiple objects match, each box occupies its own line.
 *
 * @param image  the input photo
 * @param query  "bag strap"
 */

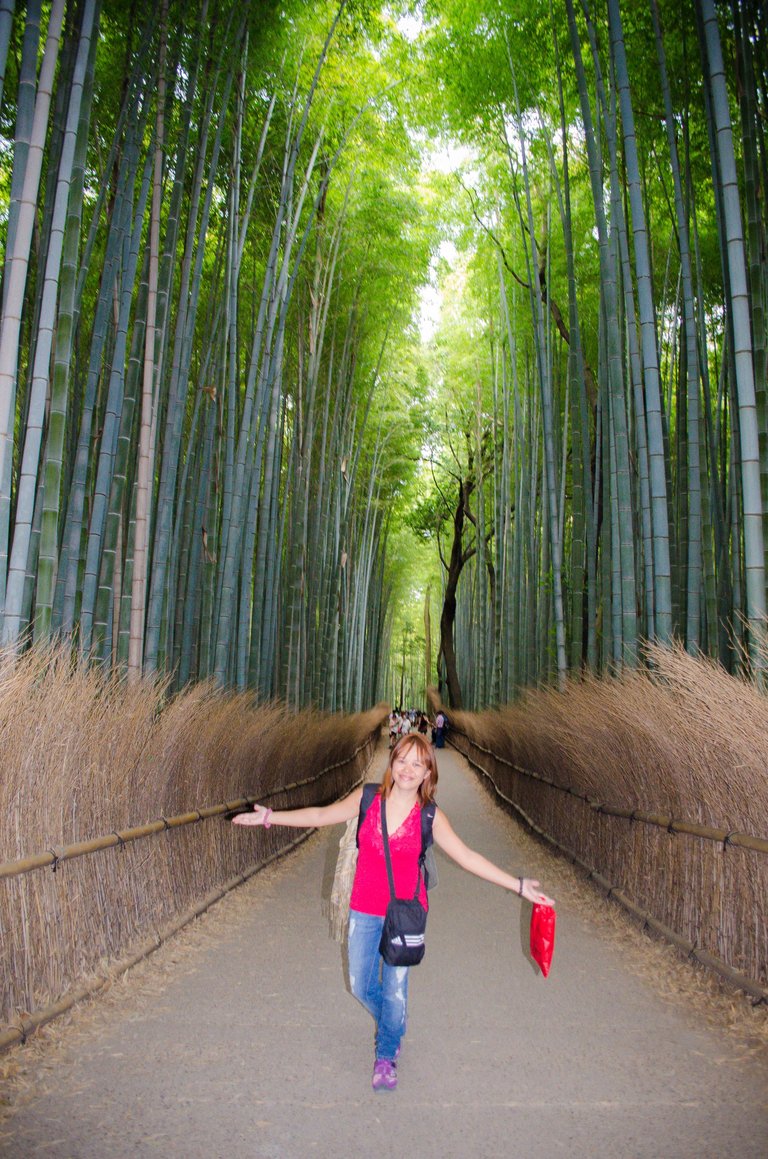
xmin=379 ymin=799 xmax=398 ymax=902
xmin=381 ymin=799 xmax=423 ymax=903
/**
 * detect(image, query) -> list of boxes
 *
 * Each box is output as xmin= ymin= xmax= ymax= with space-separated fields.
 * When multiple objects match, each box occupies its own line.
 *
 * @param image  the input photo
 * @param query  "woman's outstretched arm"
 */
xmin=232 ymin=786 xmax=363 ymax=830
xmin=432 ymin=809 xmax=555 ymax=907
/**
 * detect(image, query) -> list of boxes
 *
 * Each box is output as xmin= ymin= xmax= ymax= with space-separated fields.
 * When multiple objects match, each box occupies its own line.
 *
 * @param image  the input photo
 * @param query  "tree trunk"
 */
xmin=438 ymin=476 xmax=476 ymax=710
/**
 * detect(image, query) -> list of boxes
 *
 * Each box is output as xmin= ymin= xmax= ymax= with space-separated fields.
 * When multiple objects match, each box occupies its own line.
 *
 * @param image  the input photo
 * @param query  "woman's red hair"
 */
xmin=380 ymin=732 xmax=438 ymax=805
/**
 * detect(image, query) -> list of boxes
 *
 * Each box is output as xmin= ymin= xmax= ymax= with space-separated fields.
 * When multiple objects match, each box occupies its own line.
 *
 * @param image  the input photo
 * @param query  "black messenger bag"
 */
xmin=378 ymin=800 xmax=428 ymax=967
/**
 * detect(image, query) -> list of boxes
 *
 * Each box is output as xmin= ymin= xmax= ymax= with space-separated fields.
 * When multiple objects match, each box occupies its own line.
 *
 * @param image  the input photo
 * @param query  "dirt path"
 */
xmin=2 ymin=743 xmax=767 ymax=1158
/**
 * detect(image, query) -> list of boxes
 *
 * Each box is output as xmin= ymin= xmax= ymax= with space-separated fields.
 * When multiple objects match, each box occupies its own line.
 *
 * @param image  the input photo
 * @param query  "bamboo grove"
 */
xmin=0 ymin=0 xmax=433 ymax=709
xmin=0 ymin=0 xmax=766 ymax=713
xmin=414 ymin=0 xmax=768 ymax=707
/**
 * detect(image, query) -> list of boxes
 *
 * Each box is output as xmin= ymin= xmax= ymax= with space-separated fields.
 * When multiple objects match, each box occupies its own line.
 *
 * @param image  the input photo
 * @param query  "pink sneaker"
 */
xmin=371 ymin=1058 xmax=398 ymax=1092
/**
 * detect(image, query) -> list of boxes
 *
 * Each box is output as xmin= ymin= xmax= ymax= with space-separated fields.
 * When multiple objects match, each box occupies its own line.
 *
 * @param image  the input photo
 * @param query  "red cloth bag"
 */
xmin=530 ymin=903 xmax=556 ymax=977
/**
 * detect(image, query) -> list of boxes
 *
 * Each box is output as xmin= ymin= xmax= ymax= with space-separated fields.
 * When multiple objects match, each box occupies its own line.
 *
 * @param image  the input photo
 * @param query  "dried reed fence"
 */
xmin=0 ymin=646 xmax=386 ymax=1047
xmin=437 ymin=643 xmax=768 ymax=1002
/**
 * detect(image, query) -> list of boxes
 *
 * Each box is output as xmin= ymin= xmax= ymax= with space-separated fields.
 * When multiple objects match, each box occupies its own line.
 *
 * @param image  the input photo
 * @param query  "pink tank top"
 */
xmin=350 ymin=793 xmax=429 ymax=917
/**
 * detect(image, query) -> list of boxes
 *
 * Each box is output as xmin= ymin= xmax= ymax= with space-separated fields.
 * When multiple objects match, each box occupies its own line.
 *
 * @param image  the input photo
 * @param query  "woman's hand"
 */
xmin=520 ymin=878 xmax=555 ymax=907
xmin=230 ymin=790 xmax=361 ymax=832
xmin=231 ymin=804 xmax=271 ymax=827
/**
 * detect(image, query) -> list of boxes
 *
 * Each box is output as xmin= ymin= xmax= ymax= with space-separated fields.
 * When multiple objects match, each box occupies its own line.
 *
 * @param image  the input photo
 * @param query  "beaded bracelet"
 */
xmin=518 ymin=876 xmax=524 ymax=896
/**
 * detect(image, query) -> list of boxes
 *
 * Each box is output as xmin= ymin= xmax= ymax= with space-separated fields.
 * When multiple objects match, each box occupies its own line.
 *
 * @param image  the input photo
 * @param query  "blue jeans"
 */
xmin=348 ymin=910 xmax=409 ymax=1061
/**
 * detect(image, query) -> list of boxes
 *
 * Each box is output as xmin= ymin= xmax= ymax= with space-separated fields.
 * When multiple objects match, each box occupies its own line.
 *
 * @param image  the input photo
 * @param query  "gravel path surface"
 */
xmin=2 ymin=742 xmax=767 ymax=1158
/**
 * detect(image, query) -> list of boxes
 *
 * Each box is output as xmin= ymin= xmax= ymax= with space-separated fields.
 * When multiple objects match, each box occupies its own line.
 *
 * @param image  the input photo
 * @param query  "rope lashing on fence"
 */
xmin=0 ymin=733 xmax=378 ymax=882
xmin=452 ymin=733 xmax=768 ymax=855
xmin=0 ymin=807 xmax=252 ymax=878
xmin=450 ymin=732 xmax=768 ymax=1007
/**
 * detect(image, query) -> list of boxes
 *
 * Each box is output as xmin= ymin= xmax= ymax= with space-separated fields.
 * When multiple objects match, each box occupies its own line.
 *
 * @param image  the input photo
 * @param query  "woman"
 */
xmin=233 ymin=733 xmax=554 ymax=1092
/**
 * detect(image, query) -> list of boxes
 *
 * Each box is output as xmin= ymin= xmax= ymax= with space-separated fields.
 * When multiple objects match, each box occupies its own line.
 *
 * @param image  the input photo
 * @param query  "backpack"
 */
xmin=357 ymin=783 xmax=438 ymax=891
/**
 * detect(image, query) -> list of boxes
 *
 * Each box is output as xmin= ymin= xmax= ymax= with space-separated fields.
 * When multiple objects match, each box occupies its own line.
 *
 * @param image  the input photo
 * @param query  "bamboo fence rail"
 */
xmin=1 ymin=705 xmax=386 ymax=1049
xmin=0 ymin=831 xmax=312 ymax=1054
xmin=451 ymin=734 xmax=768 ymax=856
xmin=0 ymin=747 xmax=377 ymax=881
xmin=449 ymin=729 xmax=768 ymax=1004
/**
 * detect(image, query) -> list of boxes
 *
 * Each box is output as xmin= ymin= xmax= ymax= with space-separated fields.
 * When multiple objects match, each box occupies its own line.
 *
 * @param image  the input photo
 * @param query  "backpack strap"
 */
xmin=419 ymin=802 xmax=437 ymax=889
xmin=356 ymin=783 xmax=379 ymax=847
xmin=420 ymin=801 xmax=436 ymax=850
